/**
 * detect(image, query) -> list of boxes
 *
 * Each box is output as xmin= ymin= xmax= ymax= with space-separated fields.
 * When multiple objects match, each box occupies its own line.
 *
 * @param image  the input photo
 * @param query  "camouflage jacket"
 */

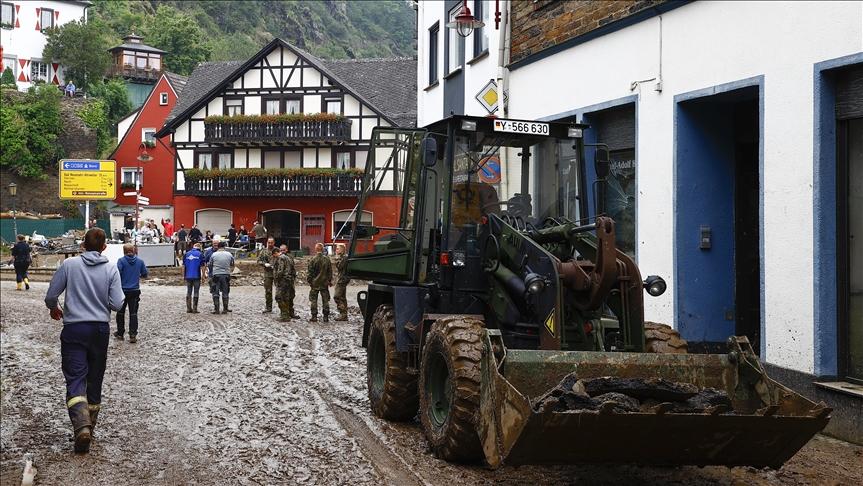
xmin=274 ymin=253 xmax=296 ymax=283
xmin=335 ymin=255 xmax=350 ymax=286
xmin=257 ymin=248 xmax=275 ymax=274
xmin=307 ymin=253 xmax=332 ymax=290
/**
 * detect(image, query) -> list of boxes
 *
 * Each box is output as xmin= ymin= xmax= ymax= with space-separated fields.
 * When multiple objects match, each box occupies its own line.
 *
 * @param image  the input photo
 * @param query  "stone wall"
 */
xmin=510 ymin=0 xmax=666 ymax=64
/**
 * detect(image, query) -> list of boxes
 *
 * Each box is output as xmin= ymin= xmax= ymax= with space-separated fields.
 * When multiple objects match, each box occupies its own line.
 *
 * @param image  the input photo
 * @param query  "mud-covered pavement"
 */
xmin=2 ymin=281 xmax=861 ymax=485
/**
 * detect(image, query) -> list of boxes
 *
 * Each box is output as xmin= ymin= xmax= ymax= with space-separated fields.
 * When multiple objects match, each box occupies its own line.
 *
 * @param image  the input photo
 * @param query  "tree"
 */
xmin=144 ymin=5 xmax=211 ymax=76
xmin=0 ymin=67 xmax=15 ymax=86
xmin=0 ymin=85 xmax=63 ymax=178
xmin=43 ymin=19 xmax=112 ymax=87
xmin=88 ymin=78 xmax=133 ymax=127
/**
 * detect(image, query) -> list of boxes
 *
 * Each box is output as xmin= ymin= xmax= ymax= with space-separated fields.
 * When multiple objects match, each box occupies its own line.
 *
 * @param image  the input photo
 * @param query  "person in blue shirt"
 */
xmin=115 ymin=244 xmax=148 ymax=343
xmin=183 ymin=243 xmax=205 ymax=313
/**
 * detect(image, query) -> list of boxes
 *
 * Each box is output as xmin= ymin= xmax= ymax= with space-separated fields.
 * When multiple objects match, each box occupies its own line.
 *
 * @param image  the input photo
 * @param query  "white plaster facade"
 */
xmin=0 ymin=0 xmax=90 ymax=90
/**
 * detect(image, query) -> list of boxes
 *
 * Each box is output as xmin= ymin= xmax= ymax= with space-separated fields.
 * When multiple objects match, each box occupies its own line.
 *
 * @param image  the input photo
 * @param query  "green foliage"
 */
xmin=0 ymin=86 xmax=63 ymax=178
xmin=205 ymin=113 xmax=347 ymax=124
xmin=87 ymin=78 xmax=134 ymax=127
xmin=142 ymin=5 xmax=212 ymax=75
xmin=42 ymin=19 xmax=112 ymax=87
xmin=184 ymin=167 xmax=363 ymax=180
xmin=77 ymin=99 xmax=112 ymax=157
xmin=0 ymin=67 xmax=15 ymax=86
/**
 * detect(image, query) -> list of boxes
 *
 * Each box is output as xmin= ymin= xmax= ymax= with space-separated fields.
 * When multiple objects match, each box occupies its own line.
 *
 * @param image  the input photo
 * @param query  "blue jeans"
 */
xmin=60 ymin=322 xmax=109 ymax=406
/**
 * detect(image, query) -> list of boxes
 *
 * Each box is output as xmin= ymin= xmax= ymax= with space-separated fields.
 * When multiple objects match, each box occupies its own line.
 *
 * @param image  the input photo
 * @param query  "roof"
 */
xmin=164 ymin=72 xmax=189 ymax=95
xmin=321 ymin=57 xmax=417 ymax=128
xmin=159 ymin=38 xmax=417 ymax=135
xmin=109 ymin=43 xmax=167 ymax=55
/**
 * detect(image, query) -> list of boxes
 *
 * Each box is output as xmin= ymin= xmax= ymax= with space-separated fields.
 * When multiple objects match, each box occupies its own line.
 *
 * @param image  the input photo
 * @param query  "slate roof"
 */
xmin=165 ymin=72 xmax=189 ymax=95
xmin=160 ymin=39 xmax=417 ymax=133
xmin=321 ymin=57 xmax=417 ymax=128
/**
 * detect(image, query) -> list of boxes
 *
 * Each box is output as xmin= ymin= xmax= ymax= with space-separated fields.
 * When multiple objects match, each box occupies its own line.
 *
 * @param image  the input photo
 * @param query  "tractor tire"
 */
xmin=419 ymin=316 xmax=484 ymax=463
xmin=366 ymin=305 xmax=418 ymax=421
xmin=644 ymin=322 xmax=689 ymax=354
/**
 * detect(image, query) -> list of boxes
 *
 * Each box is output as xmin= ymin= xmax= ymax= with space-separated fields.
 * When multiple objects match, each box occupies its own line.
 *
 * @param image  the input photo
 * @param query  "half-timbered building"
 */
xmin=156 ymin=38 xmax=416 ymax=250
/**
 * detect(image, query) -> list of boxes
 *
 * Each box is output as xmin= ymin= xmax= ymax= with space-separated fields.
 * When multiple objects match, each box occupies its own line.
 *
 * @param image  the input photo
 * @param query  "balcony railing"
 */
xmin=204 ymin=119 xmax=352 ymax=144
xmin=182 ymin=173 xmax=362 ymax=197
xmin=109 ymin=65 xmax=163 ymax=81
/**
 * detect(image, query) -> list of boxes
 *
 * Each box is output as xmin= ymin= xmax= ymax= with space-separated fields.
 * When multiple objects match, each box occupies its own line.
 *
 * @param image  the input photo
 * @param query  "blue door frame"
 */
xmin=673 ymin=76 xmax=765 ymax=352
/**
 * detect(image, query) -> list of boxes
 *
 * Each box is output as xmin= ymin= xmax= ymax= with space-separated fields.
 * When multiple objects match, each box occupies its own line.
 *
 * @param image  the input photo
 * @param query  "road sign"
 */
xmin=123 ymin=191 xmax=138 ymax=197
xmin=478 ymin=155 xmax=502 ymax=184
xmin=137 ymin=200 xmax=150 ymax=206
xmin=137 ymin=195 xmax=150 ymax=204
xmin=59 ymin=160 xmax=116 ymax=200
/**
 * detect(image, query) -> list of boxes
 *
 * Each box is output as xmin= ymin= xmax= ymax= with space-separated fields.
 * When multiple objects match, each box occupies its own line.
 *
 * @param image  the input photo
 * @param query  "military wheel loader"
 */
xmin=345 ymin=115 xmax=830 ymax=468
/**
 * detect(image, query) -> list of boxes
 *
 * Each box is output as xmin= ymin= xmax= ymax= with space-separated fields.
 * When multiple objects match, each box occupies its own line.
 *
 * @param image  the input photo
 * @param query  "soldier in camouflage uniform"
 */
xmin=257 ymin=237 xmax=276 ymax=313
xmin=307 ymin=242 xmax=333 ymax=322
xmin=274 ymin=244 xmax=298 ymax=321
xmin=333 ymin=243 xmax=350 ymax=321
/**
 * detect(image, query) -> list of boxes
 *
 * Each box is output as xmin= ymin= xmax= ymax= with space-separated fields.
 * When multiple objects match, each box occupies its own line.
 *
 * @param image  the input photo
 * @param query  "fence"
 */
xmin=0 ymin=218 xmax=109 ymax=244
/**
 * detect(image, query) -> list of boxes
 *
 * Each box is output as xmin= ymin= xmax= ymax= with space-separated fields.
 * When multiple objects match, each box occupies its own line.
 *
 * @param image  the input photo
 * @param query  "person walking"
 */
xmin=257 ymin=237 xmax=276 ymax=313
xmin=208 ymin=241 xmax=235 ymax=314
xmin=274 ymin=244 xmax=298 ymax=321
xmin=44 ymin=228 xmax=124 ymax=453
xmin=176 ymin=224 xmax=188 ymax=258
xmin=252 ymin=220 xmax=267 ymax=248
xmin=227 ymin=224 xmax=237 ymax=248
xmin=182 ymin=243 xmax=204 ymax=313
xmin=333 ymin=243 xmax=350 ymax=321
xmin=10 ymin=234 xmax=32 ymax=290
xmin=115 ymin=244 xmax=148 ymax=343
xmin=307 ymin=242 xmax=332 ymax=322
xmin=203 ymin=236 xmax=220 ymax=298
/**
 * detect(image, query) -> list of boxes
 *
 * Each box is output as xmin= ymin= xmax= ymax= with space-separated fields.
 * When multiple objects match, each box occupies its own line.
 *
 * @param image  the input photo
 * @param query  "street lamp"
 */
xmin=446 ymin=0 xmax=485 ymax=37
xmin=135 ymin=143 xmax=154 ymax=235
xmin=8 ymin=182 xmax=17 ymax=239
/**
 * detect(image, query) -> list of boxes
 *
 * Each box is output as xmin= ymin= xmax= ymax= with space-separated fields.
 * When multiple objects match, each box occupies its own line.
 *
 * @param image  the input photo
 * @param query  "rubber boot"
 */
xmin=192 ymin=297 xmax=200 ymax=313
xmin=89 ymin=404 xmax=101 ymax=435
xmin=186 ymin=296 xmax=193 ymax=313
xmin=16 ymin=282 xmax=22 ymax=291
xmin=222 ymin=297 xmax=231 ymax=314
xmin=24 ymin=277 xmax=30 ymax=290
xmin=310 ymin=314 xmax=318 ymax=322
xmin=67 ymin=397 xmax=92 ymax=453
xmin=211 ymin=297 xmax=220 ymax=314
xmin=323 ymin=312 xmax=329 ymax=323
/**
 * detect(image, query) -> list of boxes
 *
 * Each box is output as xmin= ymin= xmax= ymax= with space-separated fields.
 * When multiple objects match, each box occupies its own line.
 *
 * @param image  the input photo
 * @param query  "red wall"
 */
xmin=173 ymin=194 xmax=401 ymax=246
xmin=112 ymin=75 xmax=178 ymax=207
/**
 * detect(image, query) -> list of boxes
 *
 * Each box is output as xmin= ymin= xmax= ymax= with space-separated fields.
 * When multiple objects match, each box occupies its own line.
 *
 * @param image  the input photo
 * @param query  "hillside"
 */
xmin=92 ymin=0 xmax=417 ymax=63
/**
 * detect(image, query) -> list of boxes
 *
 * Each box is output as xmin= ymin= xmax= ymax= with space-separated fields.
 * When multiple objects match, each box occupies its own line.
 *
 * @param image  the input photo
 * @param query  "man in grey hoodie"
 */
xmin=45 ymin=228 xmax=125 ymax=453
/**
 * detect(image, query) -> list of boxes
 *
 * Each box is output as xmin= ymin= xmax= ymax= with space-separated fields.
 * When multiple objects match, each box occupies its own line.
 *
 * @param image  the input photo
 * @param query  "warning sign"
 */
xmin=59 ymin=160 xmax=116 ymax=200
xmin=544 ymin=310 xmax=555 ymax=336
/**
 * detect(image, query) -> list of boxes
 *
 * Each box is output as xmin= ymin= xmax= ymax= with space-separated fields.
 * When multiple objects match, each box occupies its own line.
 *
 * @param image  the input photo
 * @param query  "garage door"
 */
xmin=195 ymin=209 xmax=232 ymax=236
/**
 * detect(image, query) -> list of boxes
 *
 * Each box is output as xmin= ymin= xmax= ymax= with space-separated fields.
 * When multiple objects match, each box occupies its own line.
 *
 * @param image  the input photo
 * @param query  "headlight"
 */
xmin=524 ymin=273 xmax=545 ymax=295
xmin=643 ymin=275 xmax=666 ymax=297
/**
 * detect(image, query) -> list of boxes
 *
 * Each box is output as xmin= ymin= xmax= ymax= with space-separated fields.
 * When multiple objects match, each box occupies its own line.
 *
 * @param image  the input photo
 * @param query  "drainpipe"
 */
xmin=496 ymin=0 xmax=510 ymax=118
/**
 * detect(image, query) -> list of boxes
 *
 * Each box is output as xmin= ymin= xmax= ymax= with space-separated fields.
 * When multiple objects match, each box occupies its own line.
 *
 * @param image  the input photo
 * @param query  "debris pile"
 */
xmin=533 ymin=374 xmax=733 ymax=414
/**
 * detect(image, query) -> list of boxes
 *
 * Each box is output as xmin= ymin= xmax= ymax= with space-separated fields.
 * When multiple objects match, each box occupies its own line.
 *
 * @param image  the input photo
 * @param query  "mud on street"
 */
xmin=1 ymin=280 xmax=861 ymax=485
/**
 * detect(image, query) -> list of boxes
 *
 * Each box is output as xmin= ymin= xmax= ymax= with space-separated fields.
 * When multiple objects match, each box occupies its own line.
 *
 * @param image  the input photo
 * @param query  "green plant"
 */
xmin=205 ymin=112 xmax=347 ymax=124
xmin=76 ymin=99 xmax=112 ymax=157
xmin=0 ymin=67 xmax=15 ymax=86
xmin=0 ymin=85 xmax=63 ymax=178
xmin=120 ymin=182 xmax=137 ymax=189
xmin=142 ymin=140 xmax=156 ymax=148
xmin=87 ymin=78 xmax=133 ymax=128
xmin=184 ymin=167 xmax=363 ymax=180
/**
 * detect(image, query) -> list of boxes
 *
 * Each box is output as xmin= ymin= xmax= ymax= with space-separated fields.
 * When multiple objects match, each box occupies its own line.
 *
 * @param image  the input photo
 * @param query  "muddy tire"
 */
xmin=644 ymin=322 xmax=688 ymax=354
xmin=366 ymin=305 xmax=419 ymax=421
xmin=419 ymin=317 xmax=484 ymax=463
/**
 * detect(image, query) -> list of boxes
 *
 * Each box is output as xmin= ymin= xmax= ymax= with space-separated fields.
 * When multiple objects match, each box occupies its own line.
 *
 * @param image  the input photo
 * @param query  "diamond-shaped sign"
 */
xmin=475 ymin=79 xmax=498 ymax=114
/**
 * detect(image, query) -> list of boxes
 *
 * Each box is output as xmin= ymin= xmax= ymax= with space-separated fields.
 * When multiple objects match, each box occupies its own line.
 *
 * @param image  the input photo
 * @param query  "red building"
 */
xmin=109 ymin=72 xmax=186 ymax=232
xmin=155 ymin=38 xmax=416 ymax=250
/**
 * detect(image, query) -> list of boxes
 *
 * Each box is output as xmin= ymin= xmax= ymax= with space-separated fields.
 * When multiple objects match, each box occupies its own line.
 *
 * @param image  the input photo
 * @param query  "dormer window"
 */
xmin=159 ymin=92 xmax=168 ymax=105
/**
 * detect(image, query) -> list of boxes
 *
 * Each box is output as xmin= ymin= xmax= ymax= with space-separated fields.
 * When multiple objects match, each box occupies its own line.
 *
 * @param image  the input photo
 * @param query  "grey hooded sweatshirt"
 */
xmin=45 ymin=251 xmax=125 ymax=325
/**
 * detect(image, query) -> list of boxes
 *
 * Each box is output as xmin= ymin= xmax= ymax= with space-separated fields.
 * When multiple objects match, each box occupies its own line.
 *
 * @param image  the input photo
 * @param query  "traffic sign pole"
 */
xmin=85 ymin=200 xmax=90 ymax=231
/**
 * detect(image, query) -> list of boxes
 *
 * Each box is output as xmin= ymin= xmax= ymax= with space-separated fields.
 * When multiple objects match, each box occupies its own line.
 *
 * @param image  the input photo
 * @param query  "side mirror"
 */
xmin=595 ymin=147 xmax=610 ymax=179
xmin=422 ymin=136 xmax=437 ymax=167
xmin=354 ymin=225 xmax=380 ymax=238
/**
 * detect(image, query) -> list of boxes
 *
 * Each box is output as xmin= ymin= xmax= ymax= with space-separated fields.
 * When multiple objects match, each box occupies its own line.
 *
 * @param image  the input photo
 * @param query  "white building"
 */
xmin=417 ymin=0 xmax=863 ymax=441
xmin=0 ymin=0 xmax=91 ymax=90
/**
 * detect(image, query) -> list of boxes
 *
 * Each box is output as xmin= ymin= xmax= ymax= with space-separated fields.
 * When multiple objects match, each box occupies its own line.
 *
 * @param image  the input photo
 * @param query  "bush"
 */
xmin=87 ymin=78 xmax=133 ymax=127
xmin=77 ymin=99 xmax=112 ymax=157
xmin=0 ymin=85 xmax=63 ymax=178
xmin=0 ymin=67 xmax=15 ymax=86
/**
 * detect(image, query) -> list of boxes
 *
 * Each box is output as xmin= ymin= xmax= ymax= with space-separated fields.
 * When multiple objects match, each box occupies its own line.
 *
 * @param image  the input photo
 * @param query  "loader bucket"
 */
xmin=477 ymin=332 xmax=831 ymax=469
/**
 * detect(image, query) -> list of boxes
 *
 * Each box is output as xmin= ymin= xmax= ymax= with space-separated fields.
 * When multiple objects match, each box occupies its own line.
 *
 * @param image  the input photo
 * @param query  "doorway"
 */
xmin=838 ymin=117 xmax=863 ymax=383
xmin=262 ymin=210 xmax=300 ymax=250
xmin=675 ymin=82 xmax=761 ymax=350
xmin=302 ymin=215 xmax=325 ymax=252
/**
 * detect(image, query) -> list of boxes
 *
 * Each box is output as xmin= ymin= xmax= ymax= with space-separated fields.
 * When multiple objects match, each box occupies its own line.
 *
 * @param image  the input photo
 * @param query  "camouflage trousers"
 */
xmin=309 ymin=287 xmax=330 ymax=318
xmin=263 ymin=274 xmax=274 ymax=311
xmin=333 ymin=283 xmax=348 ymax=316
xmin=275 ymin=280 xmax=295 ymax=319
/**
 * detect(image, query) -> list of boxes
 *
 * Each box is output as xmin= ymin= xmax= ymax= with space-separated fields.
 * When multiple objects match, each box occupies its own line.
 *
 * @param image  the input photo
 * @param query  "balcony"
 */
xmin=203 ymin=114 xmax=351 ymax=145
xmin=109 ymin=65 xmax=163 ymax=82
xmin=181 ymin=169 xmax=363 ymax=197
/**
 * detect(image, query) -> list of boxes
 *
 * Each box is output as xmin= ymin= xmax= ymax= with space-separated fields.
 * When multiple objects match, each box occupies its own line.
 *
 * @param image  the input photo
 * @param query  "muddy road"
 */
xmin=2 ymin=281 xmax=861 ymax=485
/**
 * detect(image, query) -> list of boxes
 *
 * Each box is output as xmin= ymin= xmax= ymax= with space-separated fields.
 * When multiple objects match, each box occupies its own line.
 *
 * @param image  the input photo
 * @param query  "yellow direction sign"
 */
xmin=59 ymin=160 xmax=116 ymax=200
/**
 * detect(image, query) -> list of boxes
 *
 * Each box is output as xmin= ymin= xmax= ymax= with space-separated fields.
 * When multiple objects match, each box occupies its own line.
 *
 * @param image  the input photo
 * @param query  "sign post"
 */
xmin=58 ymin=160 xmax=116 ymax=231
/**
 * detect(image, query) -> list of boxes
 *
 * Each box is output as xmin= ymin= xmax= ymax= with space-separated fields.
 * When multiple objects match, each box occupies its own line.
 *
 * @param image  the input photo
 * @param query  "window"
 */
xmin=30 ymin=61 xmax=48 ymax=82
xmin=284 ymin=150 xmax=301 ymax=168
xmin=446 ymin=6 xmax=465 ymax=74
xmin=40 ymin=8 xmax=53 ymax=30
xmin=159 ymin=92 xmax=168 ymax=105
xmin=333 ymin=151 xmax=352 ymax=170
xmin=428 ymin=22 xmax=439 ymax=85
xmin=197 ymin=153 xmax=213 ymax=170
xmin=149 ymin=56 xmax=161 ymax=71
xmin=123 ymin=53 xmax=134 ymax=67
xmin=142 ymin=128 xmax=156 ymax=144
xmin=1 ymin=2 xmax=14 ymax=27
xmin=217 ymin=152 xmax=232 ymax=169
xmin=333 ymin=210 xmax=373 ymax=240
xmin=263 ymin=150 xmax=281 ymax=169
xmin=136 ymin=55 xmax=146 ymax=69
xmin=473 ymin=0 xmax=489 ymax=57
xmin=285 ymin=98 xmax=301 ymax=114
xmin=121 ymin=168 xmax=143 ymax=187
xmin=262 ymin=96 xmax=302 ymax=115
xmin=264 ymin=98 xmax=280 ymax=115
xmin=195 ymin=150 xmax=232 ymax=170
xmin=225 ymin=98 xmax=243 ymax=116
xmin=323 ymin=97 xmax=341 ymax=114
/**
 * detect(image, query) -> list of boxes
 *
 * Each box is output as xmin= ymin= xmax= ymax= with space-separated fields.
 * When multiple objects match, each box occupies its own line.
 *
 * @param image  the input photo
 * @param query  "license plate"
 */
xmin=493 ymin=119 xmax=550 ymax=135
